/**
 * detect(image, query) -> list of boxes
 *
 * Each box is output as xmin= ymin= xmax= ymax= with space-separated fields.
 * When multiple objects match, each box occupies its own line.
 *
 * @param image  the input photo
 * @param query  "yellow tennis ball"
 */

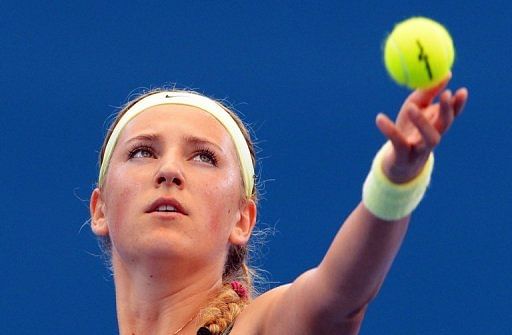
xmin=384 ymin=17 xmax=455 ymax=89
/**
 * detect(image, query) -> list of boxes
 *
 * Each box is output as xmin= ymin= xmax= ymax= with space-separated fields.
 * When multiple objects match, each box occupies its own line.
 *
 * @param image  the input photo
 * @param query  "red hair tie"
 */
xmin=230 ymin=281 xmax=248 ymax=300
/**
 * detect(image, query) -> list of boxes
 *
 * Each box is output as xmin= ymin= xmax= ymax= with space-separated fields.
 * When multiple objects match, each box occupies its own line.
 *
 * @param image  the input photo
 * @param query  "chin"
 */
xmin=114 ymin=236 xmax=184 ymax=264
xmin=140 ymin=235 xmax=186 ymax=258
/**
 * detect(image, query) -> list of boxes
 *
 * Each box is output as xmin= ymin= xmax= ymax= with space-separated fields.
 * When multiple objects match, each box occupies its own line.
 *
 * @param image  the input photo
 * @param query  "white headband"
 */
xmin=99 ymin=91 xmax=255 ymax=198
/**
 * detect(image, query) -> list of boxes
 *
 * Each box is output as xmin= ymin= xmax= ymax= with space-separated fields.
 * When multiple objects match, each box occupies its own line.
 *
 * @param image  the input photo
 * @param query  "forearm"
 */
xmin=262 ymin=84 xmax=467 ymax=333
xmin=317 ymin=202 xmax=410 ymax=316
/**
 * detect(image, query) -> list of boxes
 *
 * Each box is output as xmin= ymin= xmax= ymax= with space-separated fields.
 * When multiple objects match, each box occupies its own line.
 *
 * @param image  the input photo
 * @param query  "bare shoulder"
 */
xmin=229 ymin=268 xmax=365 ymax=335
xmin=229 ymin=284 xmax=291 ymax=335
xmin=233 ymin=269 xmax=321 ymax=335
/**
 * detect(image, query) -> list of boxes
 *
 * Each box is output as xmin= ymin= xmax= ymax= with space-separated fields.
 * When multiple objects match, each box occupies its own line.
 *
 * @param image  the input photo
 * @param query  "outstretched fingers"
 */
xmin=376 ymin=113 xmax=409 ymax=154
xmin=407 ymin=105 xmax=441 ymax=149
xmin=435 ymin=90 xmax=454 ymax=134
xmin=435 ymin=87 xmax=468 ymax=134
xmin=453 ymin=87 xmax=468 ymax=117
xmin=405 ymin=73 xmax=452 ymax=108
xmin=375 ymin=84 xmax=467 ymax=161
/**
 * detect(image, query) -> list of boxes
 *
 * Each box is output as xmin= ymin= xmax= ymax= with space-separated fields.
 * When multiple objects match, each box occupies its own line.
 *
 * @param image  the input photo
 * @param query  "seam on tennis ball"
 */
xmin=389 ymin=35 xmax=410 ymax=86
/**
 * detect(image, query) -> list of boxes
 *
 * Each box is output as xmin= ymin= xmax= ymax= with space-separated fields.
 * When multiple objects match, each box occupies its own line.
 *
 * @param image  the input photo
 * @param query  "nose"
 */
xmin=154 ymin=154 xmax=185 ymax=189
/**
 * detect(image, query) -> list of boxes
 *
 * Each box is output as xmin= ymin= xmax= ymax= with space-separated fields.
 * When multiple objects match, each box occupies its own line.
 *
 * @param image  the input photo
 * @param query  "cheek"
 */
xmin=104 ymin=173 xmax=144 ymax=234
xmin=200 ymin=170 xmax=242 ymax=232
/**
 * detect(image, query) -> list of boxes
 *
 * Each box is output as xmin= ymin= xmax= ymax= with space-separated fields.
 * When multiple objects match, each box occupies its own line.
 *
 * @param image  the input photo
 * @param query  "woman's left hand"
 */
xmin=376 ymin=74 xmax=468 ymax=183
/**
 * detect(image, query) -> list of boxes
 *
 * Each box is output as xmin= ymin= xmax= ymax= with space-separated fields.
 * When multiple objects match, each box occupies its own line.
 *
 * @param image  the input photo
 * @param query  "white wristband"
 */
xmin=362 ymin=142 xmax=434 ymax=221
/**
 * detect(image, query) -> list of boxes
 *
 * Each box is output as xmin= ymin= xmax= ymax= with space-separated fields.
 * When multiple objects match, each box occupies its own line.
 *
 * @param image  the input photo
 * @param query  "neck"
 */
xmin=112 ymin=252 xmax=224 ymax=335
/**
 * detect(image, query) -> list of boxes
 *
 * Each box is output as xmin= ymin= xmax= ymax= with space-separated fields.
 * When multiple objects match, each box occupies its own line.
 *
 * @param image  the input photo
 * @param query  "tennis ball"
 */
xmin=384 ymin=17 xmax=455 ymax=89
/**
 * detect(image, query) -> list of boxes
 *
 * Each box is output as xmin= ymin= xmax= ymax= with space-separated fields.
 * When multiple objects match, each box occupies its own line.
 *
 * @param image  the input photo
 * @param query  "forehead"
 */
xmin=120 ymin=104 xmax=232 ymax=144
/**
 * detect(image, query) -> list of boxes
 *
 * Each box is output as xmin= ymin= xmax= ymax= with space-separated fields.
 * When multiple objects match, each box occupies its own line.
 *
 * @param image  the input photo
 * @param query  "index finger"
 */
xmin=405 ymin=72 xmax=452 ymax=108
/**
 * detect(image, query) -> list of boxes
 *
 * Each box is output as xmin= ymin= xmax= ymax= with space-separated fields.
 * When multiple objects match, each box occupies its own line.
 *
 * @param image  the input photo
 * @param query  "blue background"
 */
xmin=2 ymin=1 xmax=510 ymax=334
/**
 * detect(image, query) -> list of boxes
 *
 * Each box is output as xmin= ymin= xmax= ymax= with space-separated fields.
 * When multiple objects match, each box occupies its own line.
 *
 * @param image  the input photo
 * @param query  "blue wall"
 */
xmin=2 ymin=1 xmax=510 ymax=333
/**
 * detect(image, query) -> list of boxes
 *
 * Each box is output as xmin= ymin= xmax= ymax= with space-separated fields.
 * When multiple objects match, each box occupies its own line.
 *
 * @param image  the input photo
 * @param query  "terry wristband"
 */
xmin=362 ymin=142 xmax=434 ymax=221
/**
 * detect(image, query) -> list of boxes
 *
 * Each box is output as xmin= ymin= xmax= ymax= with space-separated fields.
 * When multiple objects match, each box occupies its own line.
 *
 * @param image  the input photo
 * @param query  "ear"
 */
xmin=229 ymin=198 xmax=257 ymax=246
xmin=90 ymin=188 xmax=109 ymax=236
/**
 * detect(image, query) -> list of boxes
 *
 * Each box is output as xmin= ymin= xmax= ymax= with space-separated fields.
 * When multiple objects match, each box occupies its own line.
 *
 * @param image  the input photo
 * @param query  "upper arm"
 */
xmin=233 ymin=269 xmax=366 ymax=335
xmin=232 ymin=203 xmax=408 ymax=335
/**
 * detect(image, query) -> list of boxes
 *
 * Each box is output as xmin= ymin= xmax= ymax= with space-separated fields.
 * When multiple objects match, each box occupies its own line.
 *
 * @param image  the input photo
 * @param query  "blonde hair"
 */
xmin=96 ymin=88 xmax=258 ymax=334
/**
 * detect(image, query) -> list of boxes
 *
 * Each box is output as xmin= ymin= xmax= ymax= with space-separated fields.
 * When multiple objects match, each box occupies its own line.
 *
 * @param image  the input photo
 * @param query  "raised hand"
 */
xmin=375 ymin=74 xmax=468 ymax=183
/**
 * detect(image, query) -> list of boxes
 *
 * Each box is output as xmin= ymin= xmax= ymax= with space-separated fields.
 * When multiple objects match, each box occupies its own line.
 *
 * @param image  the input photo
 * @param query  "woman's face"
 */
xmin=91 ymin=104 xmax=254 ymax=268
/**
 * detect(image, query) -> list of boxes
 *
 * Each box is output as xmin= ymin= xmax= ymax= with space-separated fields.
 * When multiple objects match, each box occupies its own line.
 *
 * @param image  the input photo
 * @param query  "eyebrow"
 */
xmin=182 ymin=135 xmax=225 ymax=153
xmin=123 ymin=133 xmax=224 ymax=153
xmin=124 ymin=133 xmax=160 ymax=146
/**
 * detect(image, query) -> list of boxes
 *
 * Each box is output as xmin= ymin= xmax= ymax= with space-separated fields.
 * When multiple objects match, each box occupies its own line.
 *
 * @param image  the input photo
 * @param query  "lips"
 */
xmin=146 ymin=197 xmax=187 ymax=215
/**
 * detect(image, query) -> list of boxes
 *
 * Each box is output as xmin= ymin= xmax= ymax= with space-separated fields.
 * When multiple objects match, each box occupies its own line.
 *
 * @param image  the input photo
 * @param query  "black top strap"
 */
xmin=196 ymin=323 xmax=233 ymax=335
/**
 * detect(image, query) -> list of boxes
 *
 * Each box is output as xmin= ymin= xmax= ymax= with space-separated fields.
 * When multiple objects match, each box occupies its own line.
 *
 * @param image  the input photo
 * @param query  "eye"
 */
xmin=128 ymin=145 xmax=156 ymax=159
xmin=192 ymin=149 xmax=218 ymax=166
